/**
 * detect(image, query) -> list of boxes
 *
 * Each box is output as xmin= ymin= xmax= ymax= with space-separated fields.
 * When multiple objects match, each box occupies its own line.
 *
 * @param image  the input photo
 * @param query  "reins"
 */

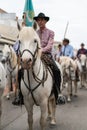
xmin=21 ymin=61 xmax=48 ymax=106
xmin=20 ymin=42 xmax=49 ymax=105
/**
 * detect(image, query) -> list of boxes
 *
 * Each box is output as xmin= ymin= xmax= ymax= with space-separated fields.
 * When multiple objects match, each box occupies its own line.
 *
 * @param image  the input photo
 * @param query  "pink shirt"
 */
xmin=37 ymin=28 xmax=54 ymax=53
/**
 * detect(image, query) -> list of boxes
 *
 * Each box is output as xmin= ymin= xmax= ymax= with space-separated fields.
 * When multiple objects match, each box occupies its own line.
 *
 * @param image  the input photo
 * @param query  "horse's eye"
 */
xmin=34 ymin=39 xmax=37 ymax=43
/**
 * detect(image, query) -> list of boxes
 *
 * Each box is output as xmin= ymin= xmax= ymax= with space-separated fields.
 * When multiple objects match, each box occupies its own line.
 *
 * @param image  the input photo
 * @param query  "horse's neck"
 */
xmin=9 ymin=52 xmax=17 ymax=69
xmin=75 ymin=59 xmax=82 ymax=72
xmin=33 ymin=57 xmax=44 ymax=79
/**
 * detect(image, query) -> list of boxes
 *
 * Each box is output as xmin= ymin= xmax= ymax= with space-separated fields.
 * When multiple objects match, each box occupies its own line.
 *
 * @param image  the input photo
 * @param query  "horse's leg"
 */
xmin=67 ymin=80 xmax=71 ymax=102
xmin=0 ymin=89 xmax=3 ymax=130
xmin=40 ymin=99 xmax=48 ymax=130
xmin=48 ymin=99 xmax=52 ymax=120
xmin=73 ymin=80 xmax=78 ymax=97
xmin=12 ymin=83 xmax=17 ymax=93
xmin=81 ymin=73 xmax=85 ymax=88
xmin=3 ymin=85 xmax=10 ymax=97
xmin=4 ymin=75 xmax=11 ymax=99
xmin=84 ymin=73 xmax=87 ymax=89
xmin=24 ymin=99 xmax=34 ymax=130
xmin=0 ymin=98 xmax=1 ymax=129
xmin=49 ymin=96 xmax=56 ymax=125
xmin=80 ymin=74 xmax=82 ymax=89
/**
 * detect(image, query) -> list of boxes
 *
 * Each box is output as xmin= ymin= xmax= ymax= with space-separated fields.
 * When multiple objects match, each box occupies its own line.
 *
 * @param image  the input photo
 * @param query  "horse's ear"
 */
xmin=17 ymin=21 xmax=21 ymax=31
xmin=33 ymin=21 xmax=38 ymax=31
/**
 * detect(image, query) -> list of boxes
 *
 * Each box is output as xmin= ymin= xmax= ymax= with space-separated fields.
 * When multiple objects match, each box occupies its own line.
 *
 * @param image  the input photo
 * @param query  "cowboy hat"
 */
xmin=33 ymin=13 xmax=49 ymax=22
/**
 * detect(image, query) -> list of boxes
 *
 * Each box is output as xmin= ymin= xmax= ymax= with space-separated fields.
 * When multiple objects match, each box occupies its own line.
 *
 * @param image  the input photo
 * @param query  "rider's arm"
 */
xmin=68 ymin=45 xmax=74 ymax=58
xmin=42 ymin=31 xmax=54 ymax=52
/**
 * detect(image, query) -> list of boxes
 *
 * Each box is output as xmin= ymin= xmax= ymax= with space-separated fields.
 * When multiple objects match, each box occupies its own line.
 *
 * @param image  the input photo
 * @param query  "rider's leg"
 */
xmin=12 ymin=69 xmax=24 ymax=105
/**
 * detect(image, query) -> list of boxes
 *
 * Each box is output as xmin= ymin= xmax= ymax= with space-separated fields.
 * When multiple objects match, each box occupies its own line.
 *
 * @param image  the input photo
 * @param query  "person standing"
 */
xmin=56 ymin=44 xmax=62 ymax=61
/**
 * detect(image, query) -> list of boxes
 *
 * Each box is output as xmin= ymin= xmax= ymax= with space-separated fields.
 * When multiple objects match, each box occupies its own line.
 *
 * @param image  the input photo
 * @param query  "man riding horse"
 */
xmin=77 ymin=43 xmax=87 ymax=57
xmin=12 ymin=13 xmax=65 ymax=105
xmin=33 ymin=13 xmax=65 ymax=104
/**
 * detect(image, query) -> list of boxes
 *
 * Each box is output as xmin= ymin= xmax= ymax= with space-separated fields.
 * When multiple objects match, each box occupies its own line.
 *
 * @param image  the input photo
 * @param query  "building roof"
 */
xmin=0 ymin=8 xmax=7 ymax=14
xmin=0 ymin=24 xmax=19 ymax=45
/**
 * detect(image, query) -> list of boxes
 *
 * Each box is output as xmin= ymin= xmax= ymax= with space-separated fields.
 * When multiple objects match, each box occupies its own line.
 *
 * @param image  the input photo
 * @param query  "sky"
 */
xmin=0 ymin=0 xmax=87 ymax=48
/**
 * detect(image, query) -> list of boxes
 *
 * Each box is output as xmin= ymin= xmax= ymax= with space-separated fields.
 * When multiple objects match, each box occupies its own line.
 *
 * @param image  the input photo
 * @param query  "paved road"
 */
xmin=1 ymin=87 xmax=87 ymax=130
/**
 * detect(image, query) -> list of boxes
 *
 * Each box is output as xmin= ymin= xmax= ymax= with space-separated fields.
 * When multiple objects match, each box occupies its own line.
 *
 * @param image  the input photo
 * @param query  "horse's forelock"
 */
xmin=19 ymin=27 xmax=39 ymax=42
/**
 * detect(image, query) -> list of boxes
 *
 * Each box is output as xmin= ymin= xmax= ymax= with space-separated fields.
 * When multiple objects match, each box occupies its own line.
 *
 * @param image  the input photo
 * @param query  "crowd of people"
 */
xmin=55 ymin=40 xmax=87 ymax=61
xmin=3 ymin=12 xmax=87 ymax=106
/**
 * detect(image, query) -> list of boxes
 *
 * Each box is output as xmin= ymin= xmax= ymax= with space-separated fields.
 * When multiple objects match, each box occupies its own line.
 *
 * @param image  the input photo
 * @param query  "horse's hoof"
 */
xmin=67 ymin=98 xmax=71 ymax=102
xmin=74 ymin=95 xmax=78 ymax=97
xmin=84 ymin=86 xmax=87 ymax=89
xmin=6 ymin=95 xmax=10 ymax=100
xmin=50 ymin=119 xmax=56 ymax=126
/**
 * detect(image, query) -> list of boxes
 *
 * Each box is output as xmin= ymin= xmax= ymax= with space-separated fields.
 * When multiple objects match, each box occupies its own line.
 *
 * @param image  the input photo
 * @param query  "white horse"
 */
xmin=18 ymin=24 xmax=62 ymax=130
xmin=0 ymin=62 xmax=6 ymax=129
xmin=58 ymin=56 xmax=78 ymax=102
xmin=1 ymin=45 xmax=18 ymax=99
xmin=76 ymin=54 xmax=87 ymax=88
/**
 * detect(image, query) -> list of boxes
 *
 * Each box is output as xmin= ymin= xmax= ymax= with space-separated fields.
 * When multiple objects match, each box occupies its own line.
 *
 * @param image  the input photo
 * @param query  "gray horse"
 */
xmin=0 ymin=62 xmax=6 ymax=129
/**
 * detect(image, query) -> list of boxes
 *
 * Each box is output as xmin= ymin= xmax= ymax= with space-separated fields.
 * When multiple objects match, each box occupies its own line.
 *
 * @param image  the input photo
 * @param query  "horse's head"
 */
xmin=18 ymin=22 xmax=41 ymax=69
xmin=1 ymin=45 xmax=17 ymax=66
xmin=78 ymin=54 xmax=87 ymax=71
xmin=59 ymin=56 xmax=76 ymax=80
xmin=1 ymin=45 xmax=12 ymax=63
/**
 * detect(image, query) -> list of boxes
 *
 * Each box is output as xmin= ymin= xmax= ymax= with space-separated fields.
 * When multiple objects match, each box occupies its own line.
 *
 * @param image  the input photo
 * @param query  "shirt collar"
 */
xmin=39 ymin=27 xmax=47 ymax=33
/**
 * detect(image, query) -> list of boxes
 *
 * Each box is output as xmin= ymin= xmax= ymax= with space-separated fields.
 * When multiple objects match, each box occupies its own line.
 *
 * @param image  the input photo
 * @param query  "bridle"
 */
xmin=19 ymin=41 xmax=39 ymax=66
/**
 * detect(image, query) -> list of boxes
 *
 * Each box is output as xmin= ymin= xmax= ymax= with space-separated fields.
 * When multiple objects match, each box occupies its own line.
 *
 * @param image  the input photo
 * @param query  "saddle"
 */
xmin=41 ymin=53 xmax=55 ymax=69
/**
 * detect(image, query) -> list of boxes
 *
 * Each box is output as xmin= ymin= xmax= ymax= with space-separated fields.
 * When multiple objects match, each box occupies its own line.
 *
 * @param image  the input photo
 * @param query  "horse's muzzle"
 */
xmin=1 ymin=57 xmax=6 ymax=64
xmin=21 ymin=58 xmax=33 ymax=69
